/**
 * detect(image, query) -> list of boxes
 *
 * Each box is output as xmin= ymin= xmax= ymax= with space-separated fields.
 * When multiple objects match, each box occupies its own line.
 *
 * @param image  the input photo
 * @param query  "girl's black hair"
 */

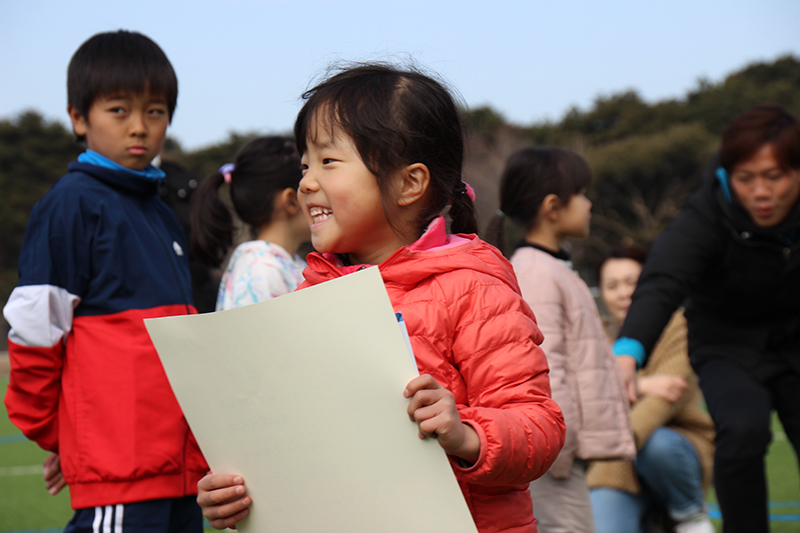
xmin=294 ymin=63 xmax=477 ymax=237
xmin=487 ymin=146 xmax=592 ymax=255
xmin=68 ymin=30 xmax=178 ymax=142
xmin=190 ymin=136 xmax=302 ymax=268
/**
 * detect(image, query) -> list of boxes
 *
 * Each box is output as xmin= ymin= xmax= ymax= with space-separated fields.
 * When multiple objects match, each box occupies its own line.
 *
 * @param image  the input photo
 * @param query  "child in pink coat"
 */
xmin=490 ymin=147 xmax=635 ymax=533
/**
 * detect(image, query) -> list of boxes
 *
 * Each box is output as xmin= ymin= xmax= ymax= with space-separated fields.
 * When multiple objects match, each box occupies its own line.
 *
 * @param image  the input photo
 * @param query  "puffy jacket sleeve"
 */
xmin=447 ymin=274 xmax=566 ymax=487
xmin=512 ymin=259 xmax=577 ymax=479
xmin=3 ymin=185 xmax=89 ymax=452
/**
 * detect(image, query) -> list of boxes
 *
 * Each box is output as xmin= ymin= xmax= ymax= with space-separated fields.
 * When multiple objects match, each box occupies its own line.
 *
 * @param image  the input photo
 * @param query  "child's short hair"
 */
xmin=68 ymin=30 xmax=178 ymax=140
xmin=294 ymin=63 xmax=476 ymax=235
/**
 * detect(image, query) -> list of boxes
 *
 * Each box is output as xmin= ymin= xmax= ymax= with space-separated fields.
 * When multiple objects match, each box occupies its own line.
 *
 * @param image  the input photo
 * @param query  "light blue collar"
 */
xmin=77 ymin=149 xmax=166 ymax=180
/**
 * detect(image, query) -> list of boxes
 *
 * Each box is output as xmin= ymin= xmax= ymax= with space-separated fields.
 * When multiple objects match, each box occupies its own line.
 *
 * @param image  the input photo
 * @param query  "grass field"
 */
xmin=1 ymin=375 xmax=798 ymax=532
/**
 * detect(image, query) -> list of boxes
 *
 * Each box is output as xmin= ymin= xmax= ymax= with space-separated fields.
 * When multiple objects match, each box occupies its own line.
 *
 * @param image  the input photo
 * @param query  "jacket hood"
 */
xmin=302 ymin=218 xmax=522 ymax=294
xmin=67 ymin=161 xmax=164 ymax=197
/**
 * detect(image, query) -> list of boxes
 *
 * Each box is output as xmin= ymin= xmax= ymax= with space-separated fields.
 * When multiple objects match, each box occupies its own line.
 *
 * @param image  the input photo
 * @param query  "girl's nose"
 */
xmin=298 ymin=172 xmax=317 ymax=194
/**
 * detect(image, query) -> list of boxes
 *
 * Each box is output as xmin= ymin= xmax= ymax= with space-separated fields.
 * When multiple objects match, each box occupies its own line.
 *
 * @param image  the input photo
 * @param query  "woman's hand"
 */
xmin=404 ymin=374 xmax=480 ymax=464
xmin=637 ymin=374 xmax=687 ymax=403
xmin=197 ymin=474 xmax=251 ymax=530
xmin=616 ymin=355 xmax=639 ymax=404
xmin=43 ymin=453 xmax=66 ymax=495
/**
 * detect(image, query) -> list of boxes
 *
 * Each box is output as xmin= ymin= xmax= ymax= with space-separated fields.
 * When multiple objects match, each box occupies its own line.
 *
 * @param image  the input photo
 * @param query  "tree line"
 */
xmin=1 ymin=54 xmax=799 ymax=343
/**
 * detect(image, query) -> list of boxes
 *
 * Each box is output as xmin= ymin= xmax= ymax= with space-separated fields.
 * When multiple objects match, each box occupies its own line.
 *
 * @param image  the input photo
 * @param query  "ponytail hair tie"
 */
xmin=219 ymin=163 xmax=235 ymax=184
xmin=453 ymin=180 xmax=476 ymax=202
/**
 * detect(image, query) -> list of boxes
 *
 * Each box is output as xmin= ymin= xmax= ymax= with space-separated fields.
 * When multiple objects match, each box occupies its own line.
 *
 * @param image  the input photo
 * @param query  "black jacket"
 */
xmin=619 ymin=159 xmax=800 ymax=378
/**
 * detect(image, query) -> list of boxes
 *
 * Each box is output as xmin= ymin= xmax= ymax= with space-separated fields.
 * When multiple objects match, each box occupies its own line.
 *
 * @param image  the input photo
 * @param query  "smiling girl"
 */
xmin=196 ymin=64 xmax=566 ymax=533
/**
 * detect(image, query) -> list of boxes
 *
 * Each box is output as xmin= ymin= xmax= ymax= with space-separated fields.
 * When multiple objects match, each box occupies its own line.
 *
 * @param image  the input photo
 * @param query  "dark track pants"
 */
xmin=696 ymin=357 xmax=800 ymax=533
xmin=64 ymin=495 xmax=202 ymax=533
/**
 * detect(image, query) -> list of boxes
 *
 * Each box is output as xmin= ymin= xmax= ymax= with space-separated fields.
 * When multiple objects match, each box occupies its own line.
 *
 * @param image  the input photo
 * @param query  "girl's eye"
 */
xmin=109 ymin=107 xmax=126 ymax=114
xmin=148 ymin=108 xmax=166 ymax=116
xmin=322 ymin=158 xmax=337 ymax=165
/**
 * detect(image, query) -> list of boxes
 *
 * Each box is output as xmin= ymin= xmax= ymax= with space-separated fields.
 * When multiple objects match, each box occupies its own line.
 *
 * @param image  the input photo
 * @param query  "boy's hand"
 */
xmin=197 ymin=474 xmax=251 ymax=530
xmin=43 ymin=453 xmax=66 ymax=495
xmin=404 ymin=374 xmax=480 ymax=464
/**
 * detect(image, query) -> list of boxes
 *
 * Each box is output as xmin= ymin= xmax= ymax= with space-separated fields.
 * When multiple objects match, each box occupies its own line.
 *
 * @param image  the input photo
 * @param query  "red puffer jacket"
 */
xmin=300 ymin=218 xmax=566 ymax=533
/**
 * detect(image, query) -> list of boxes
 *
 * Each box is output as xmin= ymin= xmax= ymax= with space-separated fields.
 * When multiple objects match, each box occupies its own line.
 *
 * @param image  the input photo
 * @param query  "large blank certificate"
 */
xmin=144 ymin=266 xmax=478 ymax=533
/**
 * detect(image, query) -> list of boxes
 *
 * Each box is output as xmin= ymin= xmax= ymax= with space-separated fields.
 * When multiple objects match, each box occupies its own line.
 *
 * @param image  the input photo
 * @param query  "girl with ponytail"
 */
xmin=190 ymin=136 xmax=309 ymax=310
xmin=197 ymin=64 xmax=566 ymax=533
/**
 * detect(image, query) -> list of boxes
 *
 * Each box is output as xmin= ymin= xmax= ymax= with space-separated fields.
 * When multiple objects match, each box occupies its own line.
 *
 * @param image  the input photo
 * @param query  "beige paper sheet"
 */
xmin=145 ymin=267 xmax=477 ymax=533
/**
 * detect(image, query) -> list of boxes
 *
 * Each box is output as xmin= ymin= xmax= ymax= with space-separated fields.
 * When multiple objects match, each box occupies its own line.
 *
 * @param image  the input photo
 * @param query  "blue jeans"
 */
xmin=590 ymin=427 xmax=706 ymax=533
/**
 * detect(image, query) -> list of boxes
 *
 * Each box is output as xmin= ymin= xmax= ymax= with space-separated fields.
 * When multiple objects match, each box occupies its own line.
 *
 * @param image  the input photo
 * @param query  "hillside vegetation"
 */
xmin=2 ymin=55 xmax=799 ymax=340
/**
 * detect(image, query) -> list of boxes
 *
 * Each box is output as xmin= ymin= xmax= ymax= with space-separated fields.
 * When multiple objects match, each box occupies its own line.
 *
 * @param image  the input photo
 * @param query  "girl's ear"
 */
xmin=277 ymin=187 xmax=301 ymax=216
xmin=540 ymin=193 xmax=562 ymax=221
xmin=396 ymin=163 xmax=430 ymax=207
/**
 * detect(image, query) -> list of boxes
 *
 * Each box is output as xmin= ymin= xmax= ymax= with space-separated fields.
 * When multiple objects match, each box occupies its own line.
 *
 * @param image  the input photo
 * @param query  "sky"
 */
xmin=2 ymin=0 xmax=799 ymax=151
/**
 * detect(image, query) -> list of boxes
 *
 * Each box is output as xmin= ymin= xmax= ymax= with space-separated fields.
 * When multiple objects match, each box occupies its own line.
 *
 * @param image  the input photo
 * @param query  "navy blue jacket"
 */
xmin=3 ymin=161 xmax=208 ymax=508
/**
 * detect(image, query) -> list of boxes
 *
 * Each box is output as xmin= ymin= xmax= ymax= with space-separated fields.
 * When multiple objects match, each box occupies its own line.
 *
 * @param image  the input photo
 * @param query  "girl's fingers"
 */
xmin=199 ymin=484 xmax=248 ymax=507
xmin=198 ymin=474 xmax=244 ymax=491
xmin=403 ymin=374 xmax=440 ymax=398
xmin=207 ymin=504 xmax=250 ymax=530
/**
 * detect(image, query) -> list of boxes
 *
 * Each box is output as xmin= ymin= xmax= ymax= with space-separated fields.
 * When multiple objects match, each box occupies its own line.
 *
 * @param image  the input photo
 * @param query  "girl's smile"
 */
xmin=298 ymin=117 xmax=406 ymax=265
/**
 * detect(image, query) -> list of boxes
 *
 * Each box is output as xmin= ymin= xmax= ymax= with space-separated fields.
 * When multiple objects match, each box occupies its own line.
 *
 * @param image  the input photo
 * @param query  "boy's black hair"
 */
xmin=294 ymin=63 xmax=477 ymax=238
xmin=68 ymin=30 xmax=178 ymax=141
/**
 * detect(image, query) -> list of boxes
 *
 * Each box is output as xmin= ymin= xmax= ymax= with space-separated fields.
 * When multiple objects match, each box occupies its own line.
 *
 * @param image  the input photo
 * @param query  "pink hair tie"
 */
xmin=219 ymin=163 xmax=235 ymax=184
xmin=463 ymin=181 xmax=476 ymax=202
xmin=448 ymin=181 xmax=476 ymax=206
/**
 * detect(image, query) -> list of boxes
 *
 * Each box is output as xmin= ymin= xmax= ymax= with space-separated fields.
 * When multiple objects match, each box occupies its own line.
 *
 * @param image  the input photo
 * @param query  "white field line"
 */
xmin=0 ymin=465 xmax=42 ymax=476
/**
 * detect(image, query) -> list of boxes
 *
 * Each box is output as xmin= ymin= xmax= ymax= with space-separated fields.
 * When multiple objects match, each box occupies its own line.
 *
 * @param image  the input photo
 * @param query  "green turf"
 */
xmin=2 ymin=377 xmax=798 ymax=532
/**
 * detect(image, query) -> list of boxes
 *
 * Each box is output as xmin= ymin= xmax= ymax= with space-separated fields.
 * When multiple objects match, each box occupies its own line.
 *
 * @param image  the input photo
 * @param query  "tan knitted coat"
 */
xmin=586 ymin=311 xmax=715 ymax=494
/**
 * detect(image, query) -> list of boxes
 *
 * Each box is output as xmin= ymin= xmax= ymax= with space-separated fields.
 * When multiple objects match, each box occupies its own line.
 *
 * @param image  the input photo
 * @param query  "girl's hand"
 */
xmin=404 ymin=374 xmax=480 ymax=464
xmin=637 ymin=375 xmax=687 ymax=403
xmin=43 ymin=453 xmax=66 ymax=495
xmin=197 ymin=474 xmax=251 ymax=530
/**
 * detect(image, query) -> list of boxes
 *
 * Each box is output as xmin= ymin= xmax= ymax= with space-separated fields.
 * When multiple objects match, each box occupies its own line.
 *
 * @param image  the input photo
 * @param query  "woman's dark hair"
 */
xmin=719 ymin=104 xmax=800 ymax=173
xmin=294 ymin=63 xmax=477 ymax=237
xmin=486 ymin=146 xmax=592 ymax=254
xmin=68 ymin=30 xmax=178 ymax=141
xmin=596 ymin=244 xmax=648 ymax=285
xmin=190 ymin=136 xmax=302 ymax=268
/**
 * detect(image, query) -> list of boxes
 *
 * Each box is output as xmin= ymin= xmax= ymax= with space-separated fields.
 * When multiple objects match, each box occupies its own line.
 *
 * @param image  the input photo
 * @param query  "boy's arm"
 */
xmin=3 ymin=196 xmax=84 ymax=452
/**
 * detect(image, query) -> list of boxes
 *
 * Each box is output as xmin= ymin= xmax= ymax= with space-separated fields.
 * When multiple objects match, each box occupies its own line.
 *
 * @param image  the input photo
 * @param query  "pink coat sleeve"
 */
xmin=448 ymin=277 xmax=566 ymax=486
xmin=513 ymin=260 xmax=578 ymax=479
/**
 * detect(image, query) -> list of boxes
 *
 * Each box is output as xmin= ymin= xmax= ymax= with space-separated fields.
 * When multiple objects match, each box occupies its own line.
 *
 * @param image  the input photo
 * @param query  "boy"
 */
xmin=3 ymin=30 xmax=208 ymax=532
